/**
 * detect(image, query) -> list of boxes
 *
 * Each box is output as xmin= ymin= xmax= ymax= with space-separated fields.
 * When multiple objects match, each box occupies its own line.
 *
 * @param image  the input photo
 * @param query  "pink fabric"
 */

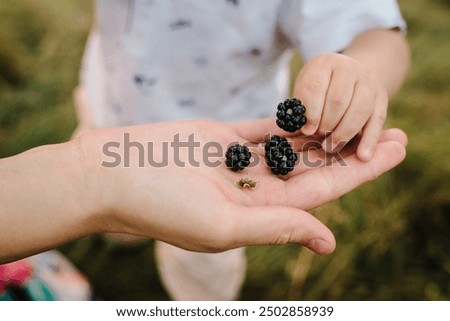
xmin=0 ymin=260 xmax=32 ymax=293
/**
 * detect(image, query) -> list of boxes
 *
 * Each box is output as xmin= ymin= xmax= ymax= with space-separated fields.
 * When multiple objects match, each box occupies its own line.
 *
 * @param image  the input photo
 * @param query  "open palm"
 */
xmin=82 ymin=118 xmax=407 ymax=255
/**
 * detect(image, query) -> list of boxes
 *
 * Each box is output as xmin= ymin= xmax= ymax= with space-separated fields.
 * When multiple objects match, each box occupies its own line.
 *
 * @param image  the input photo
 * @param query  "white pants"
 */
xmin=155 ymin=242 xmax=246 ymax=300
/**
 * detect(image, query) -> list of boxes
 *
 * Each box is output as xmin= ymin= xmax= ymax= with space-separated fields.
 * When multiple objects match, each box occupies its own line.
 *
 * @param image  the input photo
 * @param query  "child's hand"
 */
xmin=294 ymin=53 xmax=388 ymax=161
xmin=71 ymin=86 xmax=97 ymax=139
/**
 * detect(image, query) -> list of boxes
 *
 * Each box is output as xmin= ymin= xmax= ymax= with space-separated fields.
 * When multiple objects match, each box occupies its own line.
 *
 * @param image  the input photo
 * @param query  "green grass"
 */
xmin=0 ymin=0 xmax=449 ymax=300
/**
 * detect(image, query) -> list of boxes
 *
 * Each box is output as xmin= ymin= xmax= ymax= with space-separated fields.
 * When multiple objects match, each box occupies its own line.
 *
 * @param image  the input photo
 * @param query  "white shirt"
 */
xmin=80 ymin=0 xmax=406 ymax=127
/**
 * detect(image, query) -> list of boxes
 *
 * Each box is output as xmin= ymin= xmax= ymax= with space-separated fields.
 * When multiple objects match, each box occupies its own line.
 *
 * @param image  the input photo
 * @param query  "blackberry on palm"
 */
xmin=265 ymin=135 xmax=297 ymax=175
xmin=225 ymin=144 xmax=251 ymax=171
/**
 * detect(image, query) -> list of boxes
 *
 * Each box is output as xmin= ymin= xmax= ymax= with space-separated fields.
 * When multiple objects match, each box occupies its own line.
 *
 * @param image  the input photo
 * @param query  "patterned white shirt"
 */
xmin=80 ymin=0 xmax=406 ymax=127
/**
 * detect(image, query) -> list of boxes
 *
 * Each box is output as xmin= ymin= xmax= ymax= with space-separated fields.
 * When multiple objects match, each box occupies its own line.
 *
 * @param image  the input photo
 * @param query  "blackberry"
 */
xmin=225 ymin=144 xmax=251 ymax=171
xmin=276 ymin=98 xmax=307 ymax=132
xmin=265 ymin=135 xmax=297 ymax=175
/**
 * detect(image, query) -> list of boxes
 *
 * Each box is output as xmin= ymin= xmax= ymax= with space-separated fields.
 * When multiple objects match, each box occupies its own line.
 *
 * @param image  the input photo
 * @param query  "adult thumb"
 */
xmin=233 ymin=205 xmax=336 ymax=255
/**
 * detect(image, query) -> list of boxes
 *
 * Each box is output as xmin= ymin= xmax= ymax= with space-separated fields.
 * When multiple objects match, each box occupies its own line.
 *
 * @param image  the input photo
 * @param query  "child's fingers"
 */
xmin=323 ymin=82 xmax=375 ymax=152
xmin=229 ymin=117 xmax=282 ymax=142
xmin=294 ymin=67 xmax=331 ymax=136
xmin=357 ymin=91 xmax=388 ymax=161
xmin=318 ymin=70 xmax=356 ymax=135
xmin=285 ymin=139 xmax=407 ymax=210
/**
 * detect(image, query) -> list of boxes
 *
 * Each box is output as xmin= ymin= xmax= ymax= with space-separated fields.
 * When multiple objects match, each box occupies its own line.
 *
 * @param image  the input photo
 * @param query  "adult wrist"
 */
xmin=72 ymin=128 xmax=145 ymax=236
xmin=0 ymin=141 xmax=102 ymax=262
xmin=42 ymin=140 xmax=103 ymax=237
xmin=69 ymin=132 xmax=118 ymax=235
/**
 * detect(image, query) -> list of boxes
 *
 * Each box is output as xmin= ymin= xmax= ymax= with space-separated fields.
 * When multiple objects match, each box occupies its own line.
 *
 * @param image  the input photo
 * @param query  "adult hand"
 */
xmin=77 ymin=119 xmax=407 ymax=255
xmin=0 ymin=118 xmax=407 ymax=263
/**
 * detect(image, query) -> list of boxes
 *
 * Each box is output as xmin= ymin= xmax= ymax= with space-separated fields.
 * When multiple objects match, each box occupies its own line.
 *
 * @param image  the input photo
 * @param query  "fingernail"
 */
xmin=309 ymin=239 xmax=331 ymax=254
xmin=302 ymin=124 xmax=316 ymax=135
xmin=359 ymin=147 xmax=373 ymax=161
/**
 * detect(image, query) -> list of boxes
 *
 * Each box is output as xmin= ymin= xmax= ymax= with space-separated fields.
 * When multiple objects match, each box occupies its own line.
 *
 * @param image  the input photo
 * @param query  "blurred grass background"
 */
xmin=0 ymin=0 xmax=448 ymax=300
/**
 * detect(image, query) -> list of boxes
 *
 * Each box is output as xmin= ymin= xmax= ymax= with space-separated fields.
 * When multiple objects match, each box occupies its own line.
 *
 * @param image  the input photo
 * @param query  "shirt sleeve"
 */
xmin=279 ymin=0 xmax=407 ymax=61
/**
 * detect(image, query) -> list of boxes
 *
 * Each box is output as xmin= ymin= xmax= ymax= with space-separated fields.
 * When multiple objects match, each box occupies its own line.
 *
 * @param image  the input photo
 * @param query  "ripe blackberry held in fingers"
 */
xmin=276 ymin=98 xmax=307 ymax=132
xmin=265 ymin=135 xmax=298 ymax=175
xmin=225 ymin=144 xmax=251 ymax=171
